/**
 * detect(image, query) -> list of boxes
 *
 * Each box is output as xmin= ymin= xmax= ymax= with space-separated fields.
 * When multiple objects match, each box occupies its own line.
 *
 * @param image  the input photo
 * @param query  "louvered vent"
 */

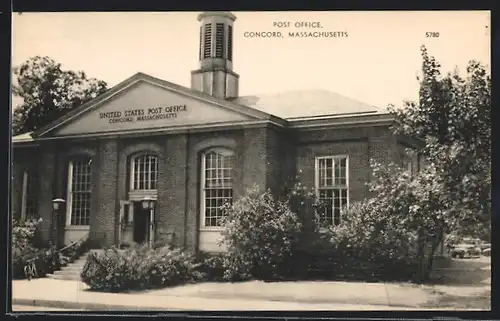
xmin=199 ymin=26 xmax=202 ymax=60
xmin=227 ymin=25 xmax=233 ymax=61
xmin=203 ymin=23 xmax=212 ymax=58
xmin=215 ymin=23 xmax=225 ymax=58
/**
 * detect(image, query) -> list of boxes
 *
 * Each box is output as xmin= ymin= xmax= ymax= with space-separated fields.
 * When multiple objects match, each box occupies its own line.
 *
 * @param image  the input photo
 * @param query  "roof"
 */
xmin=11 ymin=75 xmax=393 ymax=143
xmin=31 ymin=72 xmax=284 ymax=138
xmin=12 ymin=131 xmax=34 ymax=143
xmin=234 ymin=89 xmax=389 ymax=120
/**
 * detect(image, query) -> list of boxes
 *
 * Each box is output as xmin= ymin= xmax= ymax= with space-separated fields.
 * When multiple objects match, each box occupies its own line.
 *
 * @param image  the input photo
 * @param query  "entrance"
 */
xmin=133 ymin=202 xmax=150 ymax=244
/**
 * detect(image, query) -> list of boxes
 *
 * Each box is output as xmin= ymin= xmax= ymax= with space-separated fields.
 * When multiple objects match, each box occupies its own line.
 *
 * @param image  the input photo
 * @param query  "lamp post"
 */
xmin=141 ymin=197 xmax=156 ymax=248
xmin=51 ymin=198 xmax=66 ymax=249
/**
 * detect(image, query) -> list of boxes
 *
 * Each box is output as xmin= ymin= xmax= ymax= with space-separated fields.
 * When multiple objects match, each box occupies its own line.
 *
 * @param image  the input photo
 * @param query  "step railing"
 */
xmin=58 ymin=233 xmax=90 ymax=255
xmin=24 ymin=233 xmax=89 ymax=280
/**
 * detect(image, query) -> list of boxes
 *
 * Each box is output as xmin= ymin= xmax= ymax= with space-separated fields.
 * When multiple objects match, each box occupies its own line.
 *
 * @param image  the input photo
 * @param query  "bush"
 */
xmin=323 ymin=199 xmax=420 ymax=281
xmin=12 ymin=218 xmax=43 ymax=279
xmin=12 ymin=218 xmax=91 ymax=279
xmin=219 ymin=185 xmax=302 ymax=281
xmin=81 ymin=244 xmax=201 ymax=292
xmin=12 ymin=218 xmax=42 ymax=250
xmin=194 ymin=252 xmax=226 ymax=282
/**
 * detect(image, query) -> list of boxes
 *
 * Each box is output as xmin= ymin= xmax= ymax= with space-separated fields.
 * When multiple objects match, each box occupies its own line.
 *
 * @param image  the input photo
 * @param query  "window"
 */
xmin=215 ymin=23 xmax=225 ymax=58
xmin=130 ymin=154 xmax=159 ymax=190
xmin=21 ymin=170 xmax=39 ymax=220
xmin=407 ymin=159 xmax=413 ymax=173
xmin=315 ymin=156 xmax=349 ymax=226
xmin=123 ymin=203 xmax=130 ymax=223
xmin=67 ymin=157 xmax=92 ymax=226
xmin=227 ymin=25 xmax=233 ymax=61
xmin=402 ymin=153 xmax=418 ymax=175
xmin=201 ymin=149 xmax=235 ymax=227
xmin=203 ymin=23 xmax=212 ymax=58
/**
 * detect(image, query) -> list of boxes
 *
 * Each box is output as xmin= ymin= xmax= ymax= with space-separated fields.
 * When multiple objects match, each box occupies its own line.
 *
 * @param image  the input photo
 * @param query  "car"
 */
xmin=450 ymin=243 xmax=482 ymax=258
xmin=482 ymin=247 xmax=491 ymax=257
xmin=479 ymin=243 xmax=491 ymax=251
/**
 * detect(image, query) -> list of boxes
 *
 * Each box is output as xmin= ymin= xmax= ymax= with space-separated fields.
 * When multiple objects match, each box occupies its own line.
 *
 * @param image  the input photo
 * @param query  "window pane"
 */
xmin=326 ymin=167 xmax=333 ymax=186
xmin=334 ymin=157 xmax=347 ymax=185
xmin=131 ymin=154 xmax=158 ymax=191
xmin=203 ymin=150 xmax=234 ymax=227
xmin=69 ymin=158 xmax=92 ymax=226
xmin=25 ymin=171 xmax=39 ymax=219
xmin=316 ymin=156 xmax=350 ymax=226
xmin=333 ymin=208 xmax=341 ymax=225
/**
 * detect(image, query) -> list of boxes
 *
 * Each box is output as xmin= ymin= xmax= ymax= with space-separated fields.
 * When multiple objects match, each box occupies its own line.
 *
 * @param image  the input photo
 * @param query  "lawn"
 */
xmin=420 ymin=289 xmax=491 ymax=310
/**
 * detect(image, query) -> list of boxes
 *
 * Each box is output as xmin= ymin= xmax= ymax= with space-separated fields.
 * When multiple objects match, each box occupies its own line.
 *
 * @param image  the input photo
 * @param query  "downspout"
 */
xmin=114 ymin=140 xmax=121 ymax=247
xmin=183 ymin=134 xmax=190 ymax=251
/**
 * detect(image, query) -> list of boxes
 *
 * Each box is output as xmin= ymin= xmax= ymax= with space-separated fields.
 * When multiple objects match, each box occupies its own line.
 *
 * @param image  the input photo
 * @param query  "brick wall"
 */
xmin=12 ymin=123 xmax=399 ymax=251
xmin=295 ymin=125 xmax=393 ymax=202
xmin=38 ymin=144 xmax=56 ymax=245
xmin=11 ymin=147 xmax=44 ymax=219
xmin=242 ymin=127 xmax=268 ymax=192
xmin=91 ymin=139 xmax=118 ymax=247
xmin=11 ymin=162 xmax=23 ymax=220
xmin=296 ymin=139 xmax=370 ymax=204
xmin=157 ymin=134 xmax=188 ymax=248
xmin=265 ymin=127 xmax=295 ymax=197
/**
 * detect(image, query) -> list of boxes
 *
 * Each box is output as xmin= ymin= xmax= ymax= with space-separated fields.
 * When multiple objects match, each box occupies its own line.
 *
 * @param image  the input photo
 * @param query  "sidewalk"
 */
xmin=12 ymin=279 xmax=427 ymax=311
xmin=11 ymin=277 xmax=489 ymax=311
xmin=144 ymin=280 xmax=434 ymax=307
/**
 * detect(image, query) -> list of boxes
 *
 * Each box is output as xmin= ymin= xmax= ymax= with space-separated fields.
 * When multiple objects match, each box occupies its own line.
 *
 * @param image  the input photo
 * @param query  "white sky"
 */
xmin=11 ymin=11 xmax=490 ymax=110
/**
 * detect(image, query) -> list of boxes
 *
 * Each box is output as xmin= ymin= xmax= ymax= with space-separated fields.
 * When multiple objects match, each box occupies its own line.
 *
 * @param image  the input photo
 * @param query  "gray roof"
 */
xmin=12 ymin=131 xmax=34 ymax=143
xmin=12 ymin=88 xmax=390 ymax=142
xmin=234 ymin=89 xmax=389 ymax=120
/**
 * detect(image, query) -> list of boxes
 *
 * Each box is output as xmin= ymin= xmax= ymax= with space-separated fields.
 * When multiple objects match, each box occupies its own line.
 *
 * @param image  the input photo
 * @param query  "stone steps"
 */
xmin=46 ymin=250 xmax=104 ymax=281
xmin=45 ymin=273 xmax=81 ymax=281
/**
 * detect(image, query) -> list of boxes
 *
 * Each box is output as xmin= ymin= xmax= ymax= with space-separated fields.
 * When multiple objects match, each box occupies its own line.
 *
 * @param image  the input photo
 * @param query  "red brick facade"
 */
xmin=12 ymin=121 xmax=415 ymax=252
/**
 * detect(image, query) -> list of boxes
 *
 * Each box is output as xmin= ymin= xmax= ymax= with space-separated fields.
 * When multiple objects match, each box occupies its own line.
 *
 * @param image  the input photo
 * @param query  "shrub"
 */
xmin=12 ymin=217 xmax=91 ymax=279
xmin=12 ymin=218 xmax=43 ymax=279
xmin=325 ymin=199 xmax=420 ymax=281
xmin=219 ymin=185 xmax=302 ymax=281
xmin=12 ymin=218 xmax=42 ymax=250
xmin=194 ymin=252 xmax=226 ymax=282
xmin=81 ymin=244 xmax=200 ymax=292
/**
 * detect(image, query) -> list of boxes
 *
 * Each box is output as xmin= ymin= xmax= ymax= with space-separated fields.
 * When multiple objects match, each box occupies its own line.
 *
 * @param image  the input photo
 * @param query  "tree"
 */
xmin=12 ymin=56 xmax=108 ymax=135
xmin=338 ymin=46 xmax=491 ymax=281
xmin=388 ymin=46 xmax=491 ymax=240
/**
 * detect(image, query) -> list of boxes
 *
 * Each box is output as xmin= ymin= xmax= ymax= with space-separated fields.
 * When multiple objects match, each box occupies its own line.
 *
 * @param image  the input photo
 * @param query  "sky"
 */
xmin=11 ymin=11 xmax=490 ymax=110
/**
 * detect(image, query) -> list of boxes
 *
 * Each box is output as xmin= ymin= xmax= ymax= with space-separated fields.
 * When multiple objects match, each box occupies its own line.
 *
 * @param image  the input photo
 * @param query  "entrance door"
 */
xmin=133 ymin=202 xmax=149 ymax=244
xmin=119 ymin=200 xmax=134 ymax=246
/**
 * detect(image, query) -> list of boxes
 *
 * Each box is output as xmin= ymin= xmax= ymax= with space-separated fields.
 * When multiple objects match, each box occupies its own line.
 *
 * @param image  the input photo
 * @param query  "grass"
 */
xmin=420 ymin=289 xmax=491 ymax=310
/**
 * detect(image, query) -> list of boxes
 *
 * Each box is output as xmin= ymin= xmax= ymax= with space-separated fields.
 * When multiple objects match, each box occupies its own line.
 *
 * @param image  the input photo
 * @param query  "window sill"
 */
xmin=65 ymin=225 xmax=90 ymax=231
xmin=199 ymin=227 xmax=224 ymax=232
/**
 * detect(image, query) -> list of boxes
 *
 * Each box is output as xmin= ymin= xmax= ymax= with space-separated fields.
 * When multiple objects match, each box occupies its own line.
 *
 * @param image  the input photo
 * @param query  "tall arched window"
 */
xmin=201 ymin=148 xmax=235 ymax=227
xmin=130 ymin=154 xmax=159 ymax=191
xmin=66 ymin=156 xmax=92 ymax=226
xmin=21 ymin=169 xmax=39 ymax=220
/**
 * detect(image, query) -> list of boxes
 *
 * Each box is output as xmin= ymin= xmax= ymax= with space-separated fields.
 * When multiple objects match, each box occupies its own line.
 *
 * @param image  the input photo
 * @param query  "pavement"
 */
xmin=9 ymin=278 xmax=484 ymax=312
xmin=11 ymin=279 xmax=416 ymax=311
xmin=144 ymin=280 xmax=435 ymax=307
xmin=12 ymin=305 xmax=86 ymax=311
xmin=10 ymin=257 xmax=491 ymax=312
